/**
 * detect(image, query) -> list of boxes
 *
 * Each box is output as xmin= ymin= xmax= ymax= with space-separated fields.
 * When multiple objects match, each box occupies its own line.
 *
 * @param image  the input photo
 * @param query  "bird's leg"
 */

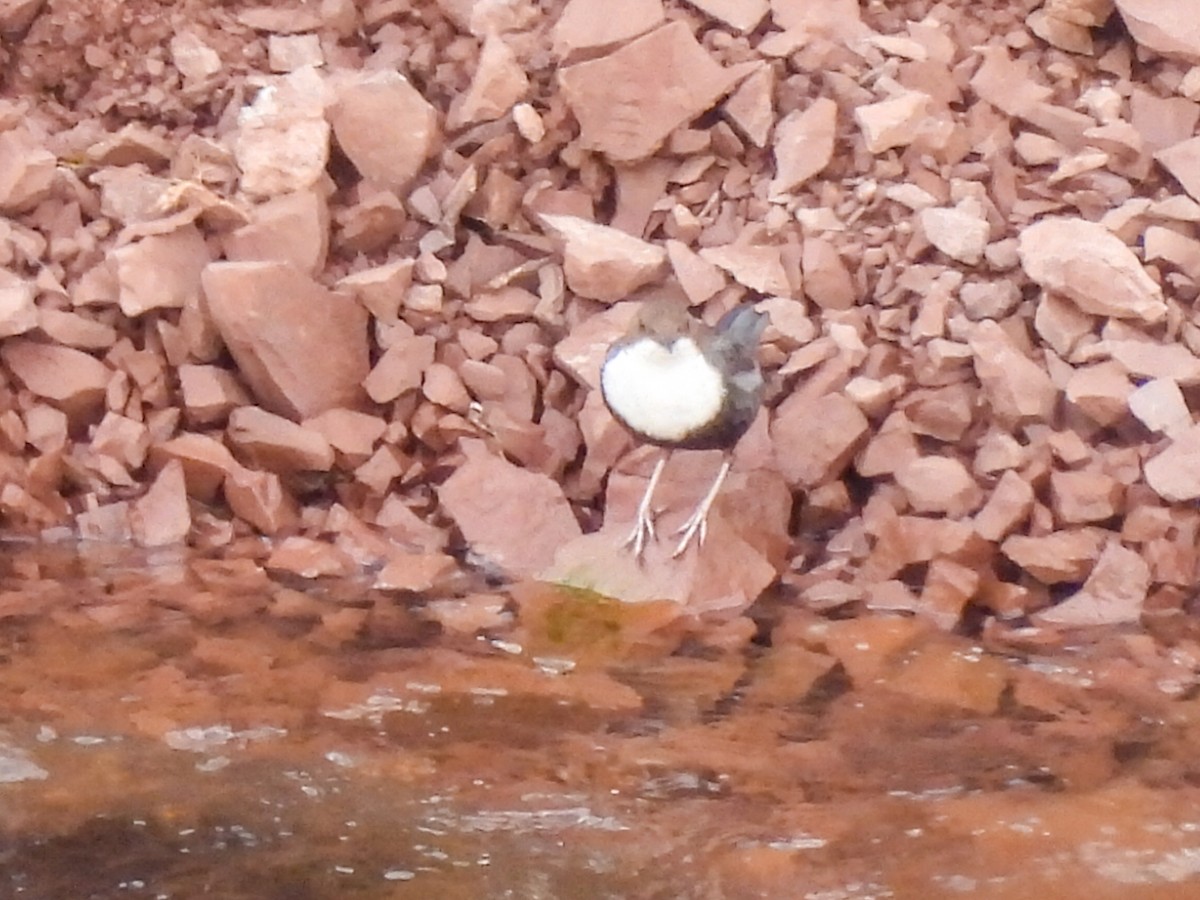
xmin=672 ymin=455 xmax=732 ymax=558
xmin=624 ymin=453 xmax=668 ymax=558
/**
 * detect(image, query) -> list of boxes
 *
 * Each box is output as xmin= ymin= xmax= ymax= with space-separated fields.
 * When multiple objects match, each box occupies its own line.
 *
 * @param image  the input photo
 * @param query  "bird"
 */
xmin=600 ymin=298 xmax=768 ymax=558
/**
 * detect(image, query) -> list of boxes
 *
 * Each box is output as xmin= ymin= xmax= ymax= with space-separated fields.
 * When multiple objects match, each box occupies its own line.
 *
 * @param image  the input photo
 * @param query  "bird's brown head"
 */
xmin=632 ymin=297 xmax=694 ymax=346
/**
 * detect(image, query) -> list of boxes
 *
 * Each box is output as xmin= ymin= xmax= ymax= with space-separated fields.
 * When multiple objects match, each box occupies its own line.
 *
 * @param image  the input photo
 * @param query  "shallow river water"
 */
xmin=3 ymin=541 xmax=1200 ymax=899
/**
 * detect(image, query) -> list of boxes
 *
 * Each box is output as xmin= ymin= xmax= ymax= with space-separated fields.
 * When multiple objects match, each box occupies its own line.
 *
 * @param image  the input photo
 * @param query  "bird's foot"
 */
xmin=623 ymin=507 xmax=657 ymax=559
xmin=671 ymin=506 xmax=708 ymax=557
xmin=620 ymin=454 xmax=668 ymax=560
xmin=670 ymin=456 xmax=732 ymax=559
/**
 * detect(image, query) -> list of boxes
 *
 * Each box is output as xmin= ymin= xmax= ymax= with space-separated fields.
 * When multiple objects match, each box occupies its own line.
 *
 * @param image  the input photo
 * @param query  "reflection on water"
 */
xmin=2 ymin=542 xmax=1200 ymax=898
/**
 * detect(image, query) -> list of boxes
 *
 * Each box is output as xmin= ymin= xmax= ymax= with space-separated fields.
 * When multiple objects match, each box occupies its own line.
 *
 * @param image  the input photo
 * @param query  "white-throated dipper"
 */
xmin=600 ymin=298 xmax=768 ymax=558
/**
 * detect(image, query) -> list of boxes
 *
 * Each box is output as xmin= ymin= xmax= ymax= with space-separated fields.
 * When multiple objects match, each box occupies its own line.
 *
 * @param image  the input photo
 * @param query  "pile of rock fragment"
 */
xmin=0 ymin=0 xmax=1198 ymax=628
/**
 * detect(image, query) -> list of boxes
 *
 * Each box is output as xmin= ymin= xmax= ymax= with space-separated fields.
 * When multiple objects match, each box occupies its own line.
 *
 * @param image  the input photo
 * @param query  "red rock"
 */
xmin=857 ymin=411 xmax=919 ymax=477
xmin=303 ymin=408 xmax=386 ymax=463
xmin=1034 ymin=293 xmax=1094 ymax=357
xmin=0 ymin=0 xmax=45 ymax=33
xmin=463 ymin=286 xmax=539 ymax=322
xmin=551 ymin=0 xmax=663 ymax=55
xmin=222 ymin=189 xmax=329 ymax=275
xmin=0 ymin=272 xmax=35 ymax=338
xmin=801 ymin=237 xmax=855 ymax=310
xmin=236 ymin=5 xmax=325 ymax=31
xmin=23 ymin=404 xmax=67 ymax=455
xmin=223 ymin=467 xmax=298 ymax=535
xmin=1145 ymin=423 xmax=1200 ymax=502
xmin=1014 ymin=131 xmax=1067 ymax=165
xmin=354 ymin=445 xmax=406 ymax=495
xmin=920 ymin=201 xmax=990 ymax=265
xmin=337 ymin=259 xmax=414 ymax=324
xmin=689 ymin=0 xmax=767 ymax=31
xmin=1102 ymin=338 xmax=1200 ymax=384
xmin=233 ymin=66 xmax=331 ymax=198
xmin=149 ymin=433 xmax=241 ymax=502
xmin=544 ymin=465 xmax=788 ymax=613
xmin=894 ymin=456 xmax=982 ymax=517
xmin=130 ymin=459 xmax=190 ymax=547
xmin=109 ymin=225 xmax=209 ymax=318
xmin=201 ymin=261 xmax=369 ymax=419
xmin=1064 ymin=362 xmax=1132 ymax=427
xmin=553 ymin=303 xmax=639 ymax=390
xmin=769 ymin=0 xmax=870 ymax=42
xmin=1155 ymin=136 xmax=1200 ymax=202
xmin=1116 ymin=0 xmax=1200 ymax=64
xmin=759 ymin=297 xmax=816 ymax=349
xmin=227 ymin=406 xmax=335 ymax=472
xmin=363 ymin=333 xmax=436 ymax=403
xmin=0 ymin=127 xmax=55 ymax=212
xmin=1036 ymin=539 xmax=1150 ymax=626
xmin=438 ymin=440 xmax=582 ymax=578
xmin=179 ymin=364 xmax=251 ymax=425
xmin=1002 ymin=528 xmax=1106 ymax=583
xmin=772 ymin=392 xmax=870 ymax=489
xmin=770 ymin=97 xmax=837 ymax=197
xmin=1017 ymin=217 xmax=1167 ymax=322
xmin=541 ymin=214 xmax=665 ymax=303
xmin=268 ymin=34 xmax=323 ymax=72
xmin=905 ymin=383 xmax=974 ymax=442
xmin=699 ymin=242 xmax=790 ymax=296
xmin=36 ymin=308 xmax=117 ymax=350
xmin=86 ymin=124 xmax=173 ymax=167
xmin=90 ymin=412 xmax=150 ymax=470
xmin=557 ymin=22 xmax=736 ymax=163
xmin=1128 ymin=378 xmax=1191 ymax=437
xmin=169 ymin=32 xmax=222 ymax=82
xmin=722 ymin=64 xmax=774 ymax=147
xmin=665 ymin=240 xmax=725 ymax=306
xmin=447 ymin=34 xmax=529 ymax=129
xmin=374 ymin=494 xmax=447 ymax=552
xmin=918 ymin=558 xmax=980 ymax=630
xmin=1143 ymin=224 xmax=1200 ymax=277
xmin=1050 ymin=469 xmax=1123 ymax=524
xmin=973 ymin=470 xmax=1035 ymax=542
xmin=1 ymin=340 xmax=110 ymax=424
xmin=967 ymin=320 xmax=1058 ymax=427
xmin=854 ymin=90 xmax=931 ymax=154
xmin=1135 ymin=88 xmax=1200 ymax=154
xmin=374 ymin=552 xmax=458 ymax=592
xmin=76 ymin=501 xmax=133 ymax=543
xmin=266 ymin=536 xmax=357 ymax=578
xmin=422 ymin=363 xmax=472 ymax=414
xmin=512 ymin=103 xmax=545 ymax=142
xmin=328 ymin=70 xmax=439 ymax=192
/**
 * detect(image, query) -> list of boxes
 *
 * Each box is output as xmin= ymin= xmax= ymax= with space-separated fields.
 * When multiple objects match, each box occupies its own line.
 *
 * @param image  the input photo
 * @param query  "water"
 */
xmin=2 ymin=542 xmax=1200 ymax=898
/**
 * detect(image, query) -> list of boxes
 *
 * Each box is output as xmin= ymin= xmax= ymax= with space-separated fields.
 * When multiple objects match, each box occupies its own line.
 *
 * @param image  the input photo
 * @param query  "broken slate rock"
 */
xmin=1035 ymin=539 xmax=1150 ymax=626
xmin=557 ymin=22 xmax=736 ymax=163
xmin=1144 ymin=422 xmax=1200 ymax=502
xmin=772 ymin=392 xmax=870 ymax=489
xmin=438 ymin=440 xmax=583 ymax=578
xmin=233 ymin=66 xmax=331 ymax=198
xmin=201 ymin=261 xmax=369 ymax=419
xmin=328 ymin=70 xmax=440 ymax=192
xmin=544 ymin=465 xmax=788 ymax=614
xmin=968 ymin=320 xmax=1058 ymax=427
xmin=1017 ymin=217 xmax=1167 ymax=323
xmin=541 ymin=214 xmax=666 ymax=303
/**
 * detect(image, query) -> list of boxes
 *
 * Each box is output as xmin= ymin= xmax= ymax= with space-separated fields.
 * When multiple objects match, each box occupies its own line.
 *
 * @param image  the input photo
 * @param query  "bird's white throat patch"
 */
xmin=601 ymin=336 xmax=725 ymax=442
